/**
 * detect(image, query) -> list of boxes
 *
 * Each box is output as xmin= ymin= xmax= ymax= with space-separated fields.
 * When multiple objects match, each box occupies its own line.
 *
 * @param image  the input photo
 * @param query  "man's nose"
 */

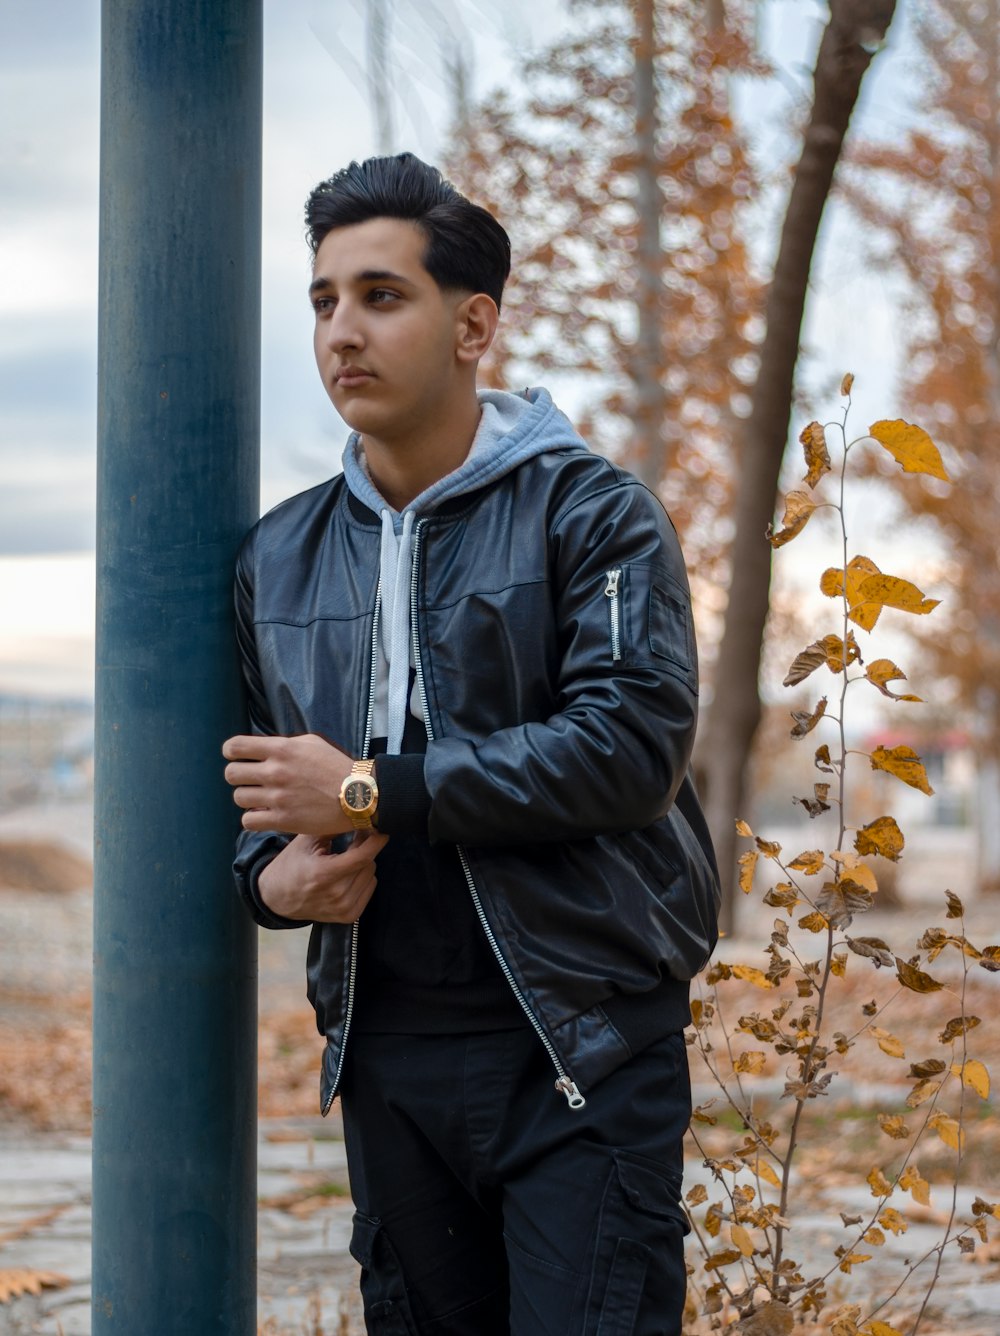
xmin=325 ymin=301 xmax=362 ymax=351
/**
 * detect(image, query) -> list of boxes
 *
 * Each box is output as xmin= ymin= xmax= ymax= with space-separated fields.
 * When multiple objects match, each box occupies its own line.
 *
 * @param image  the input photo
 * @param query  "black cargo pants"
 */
xmin=338 ymin=1025 xmax=691 ymax=1335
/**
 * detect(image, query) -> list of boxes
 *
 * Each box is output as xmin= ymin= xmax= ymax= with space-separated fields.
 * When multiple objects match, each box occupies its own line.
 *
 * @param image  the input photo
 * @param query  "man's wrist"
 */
xmin=253 ymin=849 xmax=310 ymax=928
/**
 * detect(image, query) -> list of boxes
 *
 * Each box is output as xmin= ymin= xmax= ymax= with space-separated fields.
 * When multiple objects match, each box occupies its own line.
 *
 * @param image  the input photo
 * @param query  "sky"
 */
xmin=0 ymin=0 xmax=922 ymax=700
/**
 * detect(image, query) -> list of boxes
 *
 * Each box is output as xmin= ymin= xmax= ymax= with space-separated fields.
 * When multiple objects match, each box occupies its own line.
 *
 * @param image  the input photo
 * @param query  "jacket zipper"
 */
xmin=410 ymin=520 xmax=586 ymax=1111
xmin=323 ymin=580 xmax=382 ymax=1115
xmin=605 ymin=567 xmax=622 ymax=662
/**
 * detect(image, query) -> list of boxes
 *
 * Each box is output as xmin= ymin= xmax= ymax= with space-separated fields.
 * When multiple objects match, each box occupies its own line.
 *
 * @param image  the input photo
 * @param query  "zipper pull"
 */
xmin=604 ymin=568 xmax=621 ymax=598
xmin=555 ymin=1076 xmax=587 ymax=1110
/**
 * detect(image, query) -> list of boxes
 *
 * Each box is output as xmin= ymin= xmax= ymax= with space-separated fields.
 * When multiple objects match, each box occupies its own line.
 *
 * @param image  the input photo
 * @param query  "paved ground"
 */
xmin=1 ymin=797 xmax=998 ymax=1333
xmin=0 ymin=798 xmax=365 ymax=1334
xmin=0 ymin=1117 xmax=362 ymax=1335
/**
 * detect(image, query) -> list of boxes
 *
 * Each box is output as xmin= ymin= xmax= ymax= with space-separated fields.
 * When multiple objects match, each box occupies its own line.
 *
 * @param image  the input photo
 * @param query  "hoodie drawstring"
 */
xmin=379 ymin=508 xmax=416 ymax=755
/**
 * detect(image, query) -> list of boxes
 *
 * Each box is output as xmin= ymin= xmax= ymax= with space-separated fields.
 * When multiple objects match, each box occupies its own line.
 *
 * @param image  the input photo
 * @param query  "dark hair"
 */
xmin=305 ymin=153 xmax=511 ymax=310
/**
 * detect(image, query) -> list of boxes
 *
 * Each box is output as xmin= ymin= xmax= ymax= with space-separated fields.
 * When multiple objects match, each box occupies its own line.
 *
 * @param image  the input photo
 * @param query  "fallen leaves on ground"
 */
xmin=0 ymin=840 xmax=92 ymax=893
xmin=0 ymin=986 xmax=326 ymax=1131
xmin=0 ymin=1268 xmax=70 ymax=1303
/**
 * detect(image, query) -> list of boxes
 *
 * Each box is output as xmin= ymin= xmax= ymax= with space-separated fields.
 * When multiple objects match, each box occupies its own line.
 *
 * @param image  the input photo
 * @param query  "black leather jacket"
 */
xmin=233 ymin=446 xmax=719 ymax=1110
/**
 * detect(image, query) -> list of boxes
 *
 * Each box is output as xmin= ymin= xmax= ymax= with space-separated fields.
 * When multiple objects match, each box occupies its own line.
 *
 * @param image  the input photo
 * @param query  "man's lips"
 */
xmin=335 ymin=366 xmax=375 ymax=388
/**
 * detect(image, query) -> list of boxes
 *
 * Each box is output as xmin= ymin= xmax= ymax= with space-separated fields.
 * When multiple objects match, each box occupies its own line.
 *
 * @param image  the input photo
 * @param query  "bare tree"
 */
xmin=366 ymin=0 xmax=395 ymax=153
xmin=630 ymin=0 xmax=665 ymax=488
xmin=697 ymin=0 xmax=898 ymax=922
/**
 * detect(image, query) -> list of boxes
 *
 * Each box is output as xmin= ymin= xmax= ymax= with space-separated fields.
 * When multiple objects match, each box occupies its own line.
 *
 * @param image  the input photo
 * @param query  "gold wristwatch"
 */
xmin=339 ymin=758 xmax=379 ymax=830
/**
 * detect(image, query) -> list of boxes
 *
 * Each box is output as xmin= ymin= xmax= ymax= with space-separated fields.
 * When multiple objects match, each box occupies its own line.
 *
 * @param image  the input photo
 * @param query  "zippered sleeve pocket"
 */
xmin=599 ymin=563 xmax=697 ymax=692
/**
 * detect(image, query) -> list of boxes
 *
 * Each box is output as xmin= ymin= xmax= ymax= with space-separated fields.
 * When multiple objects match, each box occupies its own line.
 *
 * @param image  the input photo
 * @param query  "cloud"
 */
xmin=0 ymin=485 xmax=94 ymax=556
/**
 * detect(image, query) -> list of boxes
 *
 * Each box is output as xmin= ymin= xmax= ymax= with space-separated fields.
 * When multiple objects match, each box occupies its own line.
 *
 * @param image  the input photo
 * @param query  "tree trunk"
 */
xmin=366 ymin=0 xmax=395 ymax=154
xmin=631 ymin=0 xmax=664 ymax=488
xmin=698 ymin=0 xmax=897 ymax=925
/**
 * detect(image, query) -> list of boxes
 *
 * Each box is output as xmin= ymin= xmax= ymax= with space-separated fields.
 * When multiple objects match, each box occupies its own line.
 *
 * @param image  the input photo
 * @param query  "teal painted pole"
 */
xmin=93 ymin=2 xmax=261 ymax=1330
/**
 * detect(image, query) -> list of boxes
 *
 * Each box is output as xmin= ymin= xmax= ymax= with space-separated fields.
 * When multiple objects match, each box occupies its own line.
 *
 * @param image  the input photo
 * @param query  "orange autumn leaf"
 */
xmin=738 ymin=850 xmax=758 ymax=895
xmin=896 ymin=957 xmax=943 ymax=992
xmin=869 ymin=419 xmax=950 ymax=482
xmin=800 ymin=420 xmax=831 ymax=489
xmin=878 ymin=1207 xmax=907 ymax=1235
xmin=854 ymin=816 xmax=904 ymax=862
xmin=787 ymin=849 xmax=825 ymax=875
xmin=855 ymin=572 xmax=940 ymax=617
xmin=0 ymin=1270 xmax=71 ymax=1303
xmin=951 ymin=1059 xmax=990 ymax=1100
xmin=898 ymin=1165 xmax=931 ymax=1205
xmin=730 ymin=1223 xmax=755 ymax=1257
xmin=734 ymin=1050 xmax=767 ymax=1074
xmin=767 ymin=490 xmax=817 ymax=548
xmin=784 ymin=633 xmax=861 ymax=686
xmin=867 ymin=1166 xmax=893 ymax=1198
xmin=870 ymin=746 xmax=934 ymax=795
xmin=790 ymin=696 xmax=827 ymax=739
xmin=865 ymin=658 xmax=923 ymax=703
xmin=928 ymin=1113 xmax=964 ymax=1151
xmin=820 ymin=555 xmax=883 ymax=631
xmin=870 ymin=1026 xmax=905 ymax=1059
xmin=731 ymin=965 xmax=775 ymax=990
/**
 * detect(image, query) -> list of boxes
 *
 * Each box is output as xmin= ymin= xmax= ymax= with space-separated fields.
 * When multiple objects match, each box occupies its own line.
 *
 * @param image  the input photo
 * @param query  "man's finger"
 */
xmin=222 ymin=734 xmax=278 ymax=761
xmin=240 ymin=808 xmax=274 ymax=831
xmin=223 ymin=761 xmax=265 ymax=788
xmin=233 ymin=785 xmax=272 ymax=812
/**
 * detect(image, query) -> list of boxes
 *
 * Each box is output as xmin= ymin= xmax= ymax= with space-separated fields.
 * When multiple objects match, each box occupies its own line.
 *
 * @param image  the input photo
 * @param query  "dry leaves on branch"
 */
xmin=794 ymin=783 xmax=832 ymax=818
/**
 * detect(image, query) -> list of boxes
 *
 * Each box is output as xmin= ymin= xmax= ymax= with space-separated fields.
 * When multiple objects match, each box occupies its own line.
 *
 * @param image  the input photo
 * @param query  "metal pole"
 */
xmin=93 ymin=2 xmax=261 ymax=1330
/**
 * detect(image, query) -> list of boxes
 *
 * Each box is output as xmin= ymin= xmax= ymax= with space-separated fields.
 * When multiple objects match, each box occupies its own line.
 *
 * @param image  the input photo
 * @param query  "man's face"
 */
xmin=310 ymin=217 xmax=464 ymax=445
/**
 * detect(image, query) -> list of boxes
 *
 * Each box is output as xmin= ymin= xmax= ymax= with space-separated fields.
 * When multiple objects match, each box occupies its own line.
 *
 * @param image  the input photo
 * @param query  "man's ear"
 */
xmin=455 ymin=293 xmax=499 ymax=365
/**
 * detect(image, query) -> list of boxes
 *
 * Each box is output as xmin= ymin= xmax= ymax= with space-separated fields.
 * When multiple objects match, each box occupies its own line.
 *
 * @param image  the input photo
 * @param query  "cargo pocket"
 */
xmin=591 ymin=1154 xmax=689 ymax=1336
xmin=349 ymin=1211 xmax=419 ymax=1334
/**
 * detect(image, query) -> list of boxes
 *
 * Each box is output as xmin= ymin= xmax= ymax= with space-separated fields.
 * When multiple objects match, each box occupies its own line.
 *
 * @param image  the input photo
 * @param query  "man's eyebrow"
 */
xmin=308 ymin=268 xmax=416 ymax=297
xmin=357 ymin=268 xmax=415 ymax=286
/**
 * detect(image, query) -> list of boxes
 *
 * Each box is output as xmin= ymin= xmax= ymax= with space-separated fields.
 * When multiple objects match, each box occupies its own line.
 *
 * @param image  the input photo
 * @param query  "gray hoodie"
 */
xmin=340 ymin=386 xmax=589 ymax=753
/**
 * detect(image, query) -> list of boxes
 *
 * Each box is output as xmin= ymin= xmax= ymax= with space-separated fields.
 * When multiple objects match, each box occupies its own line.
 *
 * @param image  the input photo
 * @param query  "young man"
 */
xmin=223 ymin=153 xmax=719 ymax=1335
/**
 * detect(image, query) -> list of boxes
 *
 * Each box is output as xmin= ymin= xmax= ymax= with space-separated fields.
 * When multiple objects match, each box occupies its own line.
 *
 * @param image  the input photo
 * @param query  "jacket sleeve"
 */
xmin=231 ymin=528 xmax=310 ymax=930
xmin=419 ymin=475 xmax=700 ymax=846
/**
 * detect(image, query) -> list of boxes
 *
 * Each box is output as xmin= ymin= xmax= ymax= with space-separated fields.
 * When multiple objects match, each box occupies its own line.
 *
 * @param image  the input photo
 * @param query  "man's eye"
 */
xmin=369 ymin=288 xmax=398 ymax=304
xmin=313 ymin=297 xmax=335 ymax=314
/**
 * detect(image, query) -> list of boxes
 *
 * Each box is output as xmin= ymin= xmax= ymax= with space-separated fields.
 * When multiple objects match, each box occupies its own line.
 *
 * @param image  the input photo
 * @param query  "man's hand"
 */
xmin=222 ymin=733 xmax=354 ymax=835
xmin=257 ymin=831 xmax=388 ymax=923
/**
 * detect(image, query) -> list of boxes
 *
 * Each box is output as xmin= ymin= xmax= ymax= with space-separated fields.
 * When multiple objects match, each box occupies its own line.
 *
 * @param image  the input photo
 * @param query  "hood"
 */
xmin=341 ymin=386 xmax=588 ymax=531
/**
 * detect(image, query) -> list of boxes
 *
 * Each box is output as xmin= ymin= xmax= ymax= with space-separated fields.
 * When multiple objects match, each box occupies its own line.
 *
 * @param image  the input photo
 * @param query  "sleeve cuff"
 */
xmin=374 ymin=753 xmax=432 ymax=836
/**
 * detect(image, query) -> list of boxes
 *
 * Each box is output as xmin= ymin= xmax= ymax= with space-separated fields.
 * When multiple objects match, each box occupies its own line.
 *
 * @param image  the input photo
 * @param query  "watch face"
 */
xmin=344 ymin=779 xmax=375 ymax=812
